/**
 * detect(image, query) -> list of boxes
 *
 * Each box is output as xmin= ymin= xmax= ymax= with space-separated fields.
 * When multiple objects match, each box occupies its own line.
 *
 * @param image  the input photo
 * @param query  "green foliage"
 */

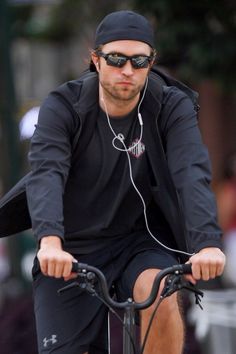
xmin=10 ymin=0 xmax=132 ymax=42
xmin=9 ymin=4 xmax=34 ymax=38
xmin=9 ymin=0 xmax=235 ymax=88
xmin=133 ymin=0 xmax=236 ymax=88
xmin=10 ymin=0 xmax=87 ymax=41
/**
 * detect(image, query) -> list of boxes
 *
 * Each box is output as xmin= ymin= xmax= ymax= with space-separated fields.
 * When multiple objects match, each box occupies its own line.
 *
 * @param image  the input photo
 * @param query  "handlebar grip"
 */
xmin=71 ymin=262 xmax=79 ymax=272
xmin=181 ymin=263 xmax=192 ymax=274
xmin=71 ymin=261 xmax=89 ymax=273
xmin=71 ymin=262 xmax=93 ymax=273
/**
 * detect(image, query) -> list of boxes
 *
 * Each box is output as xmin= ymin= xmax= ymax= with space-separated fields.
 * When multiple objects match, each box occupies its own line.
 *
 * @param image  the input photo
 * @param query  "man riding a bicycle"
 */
xmin=26 ymin=10 xmax=225 ymax=354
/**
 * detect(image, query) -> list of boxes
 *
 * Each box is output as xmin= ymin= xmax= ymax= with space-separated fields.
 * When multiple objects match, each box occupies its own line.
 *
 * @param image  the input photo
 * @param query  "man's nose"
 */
xmin=121 ymin=60 xmax=134 ymax=75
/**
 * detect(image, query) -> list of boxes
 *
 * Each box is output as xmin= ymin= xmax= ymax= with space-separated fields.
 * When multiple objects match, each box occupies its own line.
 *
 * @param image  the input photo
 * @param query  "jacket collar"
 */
xmin=144 ymin=71 xmax=163 ymax=120
xmin=73 ymin=72 xmax=99 ymax=115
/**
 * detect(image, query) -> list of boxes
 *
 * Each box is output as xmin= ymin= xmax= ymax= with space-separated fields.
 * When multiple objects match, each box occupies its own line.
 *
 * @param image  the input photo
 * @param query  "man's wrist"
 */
xmin=40 ymin=235 xmax=63 ymax=249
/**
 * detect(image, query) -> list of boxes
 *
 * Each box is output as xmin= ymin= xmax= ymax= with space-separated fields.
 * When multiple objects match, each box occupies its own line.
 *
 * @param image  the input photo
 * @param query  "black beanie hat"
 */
xmin=94 ymin=10 xmax=154 ymax=48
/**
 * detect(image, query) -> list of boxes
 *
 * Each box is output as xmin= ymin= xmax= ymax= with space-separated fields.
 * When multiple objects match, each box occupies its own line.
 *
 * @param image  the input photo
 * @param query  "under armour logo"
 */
xmin=43 ymin=334 xmax=58 ymax=348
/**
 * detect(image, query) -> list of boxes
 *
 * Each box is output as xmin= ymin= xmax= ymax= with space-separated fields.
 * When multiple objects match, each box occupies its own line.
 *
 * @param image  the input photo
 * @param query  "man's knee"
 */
xmin=133 ymin=268 xmax=180 ymax=313
xmin=133 ymin=268 xmax=163 ymax=302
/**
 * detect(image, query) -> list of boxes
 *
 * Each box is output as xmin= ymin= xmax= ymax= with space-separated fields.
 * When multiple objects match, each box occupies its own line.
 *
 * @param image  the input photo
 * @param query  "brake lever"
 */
xmin=58 ymin=281 xmax=80 ymax=294
xmin=160 ymin=273 xmax=182 ymax=297
xmin=58 ymin=271 xmax=97 ymax=295
xmin=180 ymin=281 xmax=204 ymax=310
xmin=161 ymin=274 xmax=204 ymax=310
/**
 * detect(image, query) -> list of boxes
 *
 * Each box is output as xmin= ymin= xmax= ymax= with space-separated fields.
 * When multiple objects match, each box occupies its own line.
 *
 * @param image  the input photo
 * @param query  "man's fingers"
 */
xmin=47 ymin=261 xmax=56 ymax=277
xmin=184 ymin=274 xmax=197 ymax=284
xmin=215 ymin=262 xmax=225 ymax=278
xmin=62 ymin=262 xmax=73 ymax=278
xmin=37 ymin=247 xmax=75 ymax=278
xmin=191 ymin=263 xmax=202 ymax=280
xmin=55 ymin=262 xmax=65 ymax=278
xmin=64 ymin=273 xmax=78 ymax=281
xmin=188 ymin=247 xmax=226 ymax=282
xmin=209 ymin=263 xmax=218 ymax=279
xmin=39 ymin=261 xmax=47 ymax=276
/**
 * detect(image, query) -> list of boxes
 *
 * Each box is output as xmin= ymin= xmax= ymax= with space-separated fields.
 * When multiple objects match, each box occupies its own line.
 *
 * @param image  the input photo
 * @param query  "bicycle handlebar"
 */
xmin=68 ymin=262 xmax=192 ymax=310
xmin=71 ymin=262 xmax=192 ymax=276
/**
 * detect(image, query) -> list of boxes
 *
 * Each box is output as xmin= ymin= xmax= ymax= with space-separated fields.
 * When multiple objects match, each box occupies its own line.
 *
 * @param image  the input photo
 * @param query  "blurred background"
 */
xmin=0 ymin=0 xmax=235 ymax=353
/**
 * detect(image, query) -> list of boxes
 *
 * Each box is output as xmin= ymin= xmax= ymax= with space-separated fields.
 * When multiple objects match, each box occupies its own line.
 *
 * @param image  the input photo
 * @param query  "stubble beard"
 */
xmin=100 ymin=81 xmax=144 ymax=105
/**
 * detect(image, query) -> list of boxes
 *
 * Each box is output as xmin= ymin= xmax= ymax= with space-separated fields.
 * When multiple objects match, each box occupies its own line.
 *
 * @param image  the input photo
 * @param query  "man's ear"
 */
xmin=151 ymin=50 xmax=157 ymax=66
xmin=91 ymin=52 xmax=100 ymax=72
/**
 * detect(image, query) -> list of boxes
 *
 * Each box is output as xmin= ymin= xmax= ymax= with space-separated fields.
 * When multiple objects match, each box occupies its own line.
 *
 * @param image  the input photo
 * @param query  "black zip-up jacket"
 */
xmin=25 ymin=71 xmax=223 ymax=261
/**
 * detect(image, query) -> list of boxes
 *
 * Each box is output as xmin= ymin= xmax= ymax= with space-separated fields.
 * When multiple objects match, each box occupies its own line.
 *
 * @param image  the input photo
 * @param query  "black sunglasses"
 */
xmin=97 ymin=51 xmax=154 ymax=69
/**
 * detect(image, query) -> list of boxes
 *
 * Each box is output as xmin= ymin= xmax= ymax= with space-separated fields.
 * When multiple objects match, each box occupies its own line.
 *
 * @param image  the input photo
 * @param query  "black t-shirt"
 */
xmin=63 ymin=106 xmax=171 ymax=253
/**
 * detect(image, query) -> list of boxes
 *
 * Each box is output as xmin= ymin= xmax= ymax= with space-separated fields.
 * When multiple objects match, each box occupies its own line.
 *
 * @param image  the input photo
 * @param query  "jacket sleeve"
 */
xmin=26 ymin=92 xmax=78 ymax=243
xmin=160 ymin=86 xmax=223 ymax=253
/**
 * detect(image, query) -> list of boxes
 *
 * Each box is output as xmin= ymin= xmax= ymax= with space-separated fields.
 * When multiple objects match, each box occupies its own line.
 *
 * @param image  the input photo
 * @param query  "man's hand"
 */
xmin=37 ymin=236 xmax=77 ymax=281
xmin=186 ymin=247 xmax=226 ymax=284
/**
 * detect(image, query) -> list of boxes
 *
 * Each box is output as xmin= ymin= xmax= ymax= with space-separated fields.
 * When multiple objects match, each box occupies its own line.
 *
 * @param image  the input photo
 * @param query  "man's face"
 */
xmin=93 ymin=40 xmax=153 ymax=105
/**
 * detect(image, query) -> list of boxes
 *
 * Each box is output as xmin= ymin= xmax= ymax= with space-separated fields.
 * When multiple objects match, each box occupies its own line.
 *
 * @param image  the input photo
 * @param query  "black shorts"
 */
xmin=32 ymin=232 xmax=178 ymax=354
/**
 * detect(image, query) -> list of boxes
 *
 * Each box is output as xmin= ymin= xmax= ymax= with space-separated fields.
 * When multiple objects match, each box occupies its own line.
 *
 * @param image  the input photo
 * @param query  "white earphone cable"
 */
xmin=119 ymin=136 xmax=194 ymax=257
xmin=102 ymin=78 xmax=147 ymax=153
xmin=101 ymin=80 xmax=194 ymax=257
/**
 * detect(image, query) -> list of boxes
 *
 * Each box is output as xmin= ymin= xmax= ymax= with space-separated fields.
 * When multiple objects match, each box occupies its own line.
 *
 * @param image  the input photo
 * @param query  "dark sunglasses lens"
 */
xmin=103 ymin=53 xmax=151 ymax=69
xmin=131 ymin=56 xmax=150 ymax=68
xmin=107 ymin=55 xmax=127 ymax=67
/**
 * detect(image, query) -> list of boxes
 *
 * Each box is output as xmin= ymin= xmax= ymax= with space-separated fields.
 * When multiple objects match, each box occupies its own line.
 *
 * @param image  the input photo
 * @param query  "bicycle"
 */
xmin=58 ymin=262 xmax=203 ymax=354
